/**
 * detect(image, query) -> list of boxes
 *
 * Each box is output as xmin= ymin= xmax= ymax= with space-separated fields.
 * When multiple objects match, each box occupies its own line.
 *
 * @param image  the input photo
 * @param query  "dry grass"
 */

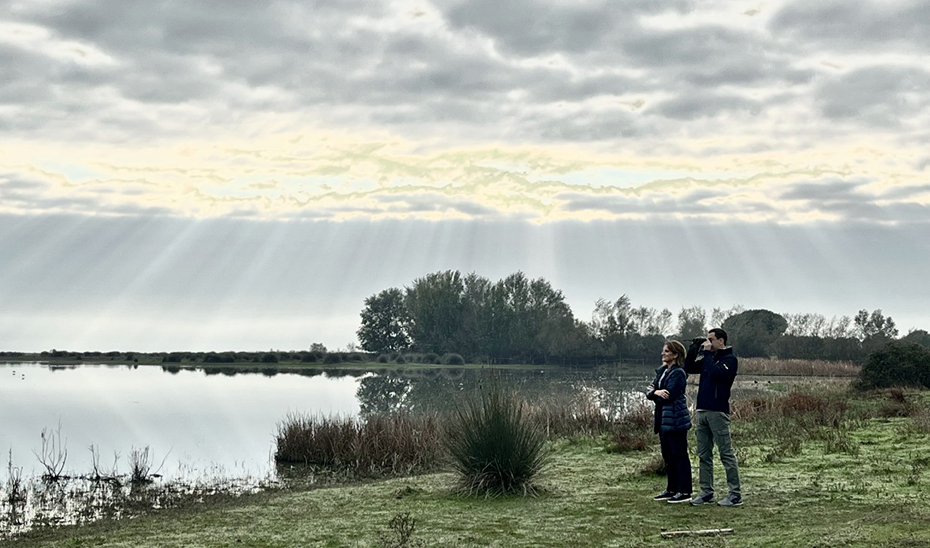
xmin=739 ymin=358 xmax=860 ymax=377
xmin=274 ymin=413 xmax=444 ymax=477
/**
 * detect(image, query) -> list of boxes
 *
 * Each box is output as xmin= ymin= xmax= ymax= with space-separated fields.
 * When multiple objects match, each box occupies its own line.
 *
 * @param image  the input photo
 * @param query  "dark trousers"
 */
xmin=660 ymin=430 xmax=692 ymax=495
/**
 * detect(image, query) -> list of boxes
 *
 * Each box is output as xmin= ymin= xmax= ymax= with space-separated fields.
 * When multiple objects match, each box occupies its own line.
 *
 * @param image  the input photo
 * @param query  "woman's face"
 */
xmin=661 ymin=345 xmax=676 ymax=365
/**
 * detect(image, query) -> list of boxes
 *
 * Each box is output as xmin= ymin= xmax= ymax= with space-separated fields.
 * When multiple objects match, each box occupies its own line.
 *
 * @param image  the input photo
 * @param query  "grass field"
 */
xmin=8 ymin=388 xmax=930 ymax=548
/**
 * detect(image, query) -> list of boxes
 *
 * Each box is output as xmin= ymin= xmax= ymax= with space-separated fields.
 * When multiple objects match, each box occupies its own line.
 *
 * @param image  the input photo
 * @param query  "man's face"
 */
xmin=707 ymin=332 xmax=726 ymax=351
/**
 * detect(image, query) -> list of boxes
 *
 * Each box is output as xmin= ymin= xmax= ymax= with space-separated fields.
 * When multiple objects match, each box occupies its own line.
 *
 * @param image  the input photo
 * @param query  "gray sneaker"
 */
xmin=689 ymin=492 xmax=715 ymax=506
xmin=717 ymin=494 xmax=743 ymax=507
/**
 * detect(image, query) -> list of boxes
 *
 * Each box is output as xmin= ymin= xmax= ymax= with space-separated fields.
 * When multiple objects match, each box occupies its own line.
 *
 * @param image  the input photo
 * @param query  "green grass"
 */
xmin=11 ymin=392 xmax=930 ymax=547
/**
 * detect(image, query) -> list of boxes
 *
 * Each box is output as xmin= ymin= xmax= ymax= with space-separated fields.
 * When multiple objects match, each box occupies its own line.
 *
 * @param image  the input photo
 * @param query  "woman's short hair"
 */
xmin=664 ymin=340 xmax=686 ymax=367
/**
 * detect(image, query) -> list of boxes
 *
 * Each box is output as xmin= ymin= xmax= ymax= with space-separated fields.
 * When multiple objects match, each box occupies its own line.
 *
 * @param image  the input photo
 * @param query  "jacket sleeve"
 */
xmin=703 ymin=350 xmax=737 ymax=381
xmin=683 ymin=340 xmax=703 ymax=374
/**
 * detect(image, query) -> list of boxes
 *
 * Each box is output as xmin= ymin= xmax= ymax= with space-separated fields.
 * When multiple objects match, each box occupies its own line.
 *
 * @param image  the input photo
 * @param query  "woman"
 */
xmin=646 ymin=340 xmax=692 ymax=503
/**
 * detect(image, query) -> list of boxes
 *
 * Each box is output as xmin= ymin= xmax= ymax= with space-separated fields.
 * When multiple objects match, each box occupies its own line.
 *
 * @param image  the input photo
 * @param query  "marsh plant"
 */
xmin=34 ymin=424 xmax=69 ymax=482
xmin=444 ymin=384 xmax=549 ymax=496
xmin=4 ymin=450 xmax=26 ymax=509
xmin=274 ymin=413 xmax=443 ymax=477
xmin=128 ymin=446 xmax=167 ymax=484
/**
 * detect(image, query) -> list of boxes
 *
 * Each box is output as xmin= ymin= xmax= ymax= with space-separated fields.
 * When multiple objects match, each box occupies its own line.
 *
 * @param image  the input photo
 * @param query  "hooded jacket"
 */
xmin=684 ymin=342 xmax=738 ymax=414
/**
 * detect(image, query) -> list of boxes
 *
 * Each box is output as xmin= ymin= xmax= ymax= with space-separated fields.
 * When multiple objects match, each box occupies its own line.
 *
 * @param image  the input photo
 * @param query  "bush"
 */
xmin=857 ymin=342 xmax=930 ymax=390
xmin=395 ymin=355 xmax=406 ymax=364
xmin=441 ymin=353 xmax=465 ymax=366
xmin=300 ymin=353 xmax=318 ymax=363
xmin=444 ymin=385 xmax=549 ymax=496
xmin=261 ymin=353 xmax=279 ymax=363
xmin=322 ymin=353 xmax=343 ymax=364
xmin=422 ymin=353 xmax=439 ymax=364
xmin=377 ymin=354 xmax=390 ymax=363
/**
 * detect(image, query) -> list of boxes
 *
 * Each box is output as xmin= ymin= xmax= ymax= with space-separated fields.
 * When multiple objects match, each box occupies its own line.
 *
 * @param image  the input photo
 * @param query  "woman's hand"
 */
xmin=654 ymin=389 xmax=670 ymax=399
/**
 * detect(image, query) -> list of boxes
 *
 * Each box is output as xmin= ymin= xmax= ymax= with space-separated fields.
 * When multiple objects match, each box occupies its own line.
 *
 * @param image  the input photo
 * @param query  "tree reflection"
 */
xmin=356 ymin=375 xmax=412 ymax=416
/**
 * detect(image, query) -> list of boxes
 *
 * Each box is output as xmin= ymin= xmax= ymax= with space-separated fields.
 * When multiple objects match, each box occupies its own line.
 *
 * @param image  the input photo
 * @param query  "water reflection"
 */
xmin=0 ymin=361 xmax=657 ymax=538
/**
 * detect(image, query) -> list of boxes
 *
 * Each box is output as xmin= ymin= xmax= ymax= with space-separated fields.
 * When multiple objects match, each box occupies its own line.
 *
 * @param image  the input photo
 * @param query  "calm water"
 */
xmin=0 ymin=362 xmax=655 ymax=483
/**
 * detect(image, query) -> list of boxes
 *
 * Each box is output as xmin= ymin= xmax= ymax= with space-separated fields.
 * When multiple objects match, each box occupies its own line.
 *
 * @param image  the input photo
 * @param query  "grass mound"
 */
xmin=444 ymin=385 xmax=549 ymax=496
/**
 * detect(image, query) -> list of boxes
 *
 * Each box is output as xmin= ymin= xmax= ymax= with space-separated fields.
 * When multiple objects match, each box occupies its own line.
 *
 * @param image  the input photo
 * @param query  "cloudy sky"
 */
xmin=1 ymin=0 xmax=928 ymax=351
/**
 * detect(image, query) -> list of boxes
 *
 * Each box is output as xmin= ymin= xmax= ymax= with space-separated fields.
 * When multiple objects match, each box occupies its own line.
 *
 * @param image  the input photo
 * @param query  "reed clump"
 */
xmin=444 ymin=385 xmax=549 ymax=496
xmin=274 ymin=413 xmax=443 ymax=477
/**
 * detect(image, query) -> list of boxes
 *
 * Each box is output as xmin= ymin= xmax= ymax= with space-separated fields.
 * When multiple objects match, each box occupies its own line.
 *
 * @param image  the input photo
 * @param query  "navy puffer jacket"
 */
xmin=646 ymin=365 xmax=691 ymax=434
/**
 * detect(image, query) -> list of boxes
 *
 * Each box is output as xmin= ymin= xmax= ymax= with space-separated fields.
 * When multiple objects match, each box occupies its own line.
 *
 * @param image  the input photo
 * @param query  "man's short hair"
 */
xmin=709 ymin=328 xmax=728 ymax=345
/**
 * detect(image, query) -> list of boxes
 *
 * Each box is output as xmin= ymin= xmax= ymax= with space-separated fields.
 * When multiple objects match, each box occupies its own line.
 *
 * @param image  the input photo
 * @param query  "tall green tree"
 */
xmin=405 ymin=270 xmax=468 ymax=354
xmin=357 ymin=287 xmax=411 ymax=353
xmin=853 ymin=309 xmax=899 ymax=354
xmin=677 ymin=305 xmax=707 ymax=340
xmin=722 ymin=309 xmax=788 ymax=358
xmin=902 ymin=329 xmax=930 ymax=350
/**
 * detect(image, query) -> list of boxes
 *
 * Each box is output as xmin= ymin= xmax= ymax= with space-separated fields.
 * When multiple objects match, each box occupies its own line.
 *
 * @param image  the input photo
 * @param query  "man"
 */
xmin=685 ymin=328 xmax=742 ymax=507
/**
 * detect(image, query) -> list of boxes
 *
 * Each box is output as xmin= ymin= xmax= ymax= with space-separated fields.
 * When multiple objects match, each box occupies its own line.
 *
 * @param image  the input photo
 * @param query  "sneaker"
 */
xmin=717 ymin=494 xmax=743 ymax=507
xmin=652 ymin=491 xmax=675 ymax=501
xmin=689 ymin=492 xmax=715 ymax=506
xmin=667 ymin=493 xmax=692 ymax=504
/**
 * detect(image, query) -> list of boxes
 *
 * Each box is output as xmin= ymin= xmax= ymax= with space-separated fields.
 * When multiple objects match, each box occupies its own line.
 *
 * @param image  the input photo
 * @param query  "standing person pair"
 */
xmin=646 ymin=330 xmax=743 ymax=507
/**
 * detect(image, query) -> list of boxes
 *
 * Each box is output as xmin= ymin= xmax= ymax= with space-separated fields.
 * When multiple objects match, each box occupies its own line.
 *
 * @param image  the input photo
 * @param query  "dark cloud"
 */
xmin=650 ymin=91 xmax=761 ymax=120
xmin=816 ymin=66 xmax=930 ymax=126
xmin=777 ymin=178 xmax=864 ymax=201
xmin=770 ymin=0 xmax=930 ymax=53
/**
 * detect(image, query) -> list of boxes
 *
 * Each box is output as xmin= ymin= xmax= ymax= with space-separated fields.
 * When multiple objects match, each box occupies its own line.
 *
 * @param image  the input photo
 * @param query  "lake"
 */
xmin=0 ymin=362 xmax=656 ymax=484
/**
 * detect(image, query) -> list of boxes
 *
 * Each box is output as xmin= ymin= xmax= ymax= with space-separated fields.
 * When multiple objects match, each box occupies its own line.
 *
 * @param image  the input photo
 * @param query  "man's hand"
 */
xmin=701 ymin=340 xmax=712 ymax=351
xmin=654 ymin=389 xmax=670 ymax=399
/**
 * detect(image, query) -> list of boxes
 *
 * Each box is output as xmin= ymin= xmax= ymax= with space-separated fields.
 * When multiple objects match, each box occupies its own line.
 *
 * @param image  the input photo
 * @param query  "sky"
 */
xmin=1 ymin=0 xmax=928 ymax=352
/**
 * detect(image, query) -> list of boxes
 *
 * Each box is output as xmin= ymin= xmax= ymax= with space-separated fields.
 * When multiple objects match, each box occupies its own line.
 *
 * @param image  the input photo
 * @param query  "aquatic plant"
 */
xmin=33 ymin=424 xmax=68 ymax=481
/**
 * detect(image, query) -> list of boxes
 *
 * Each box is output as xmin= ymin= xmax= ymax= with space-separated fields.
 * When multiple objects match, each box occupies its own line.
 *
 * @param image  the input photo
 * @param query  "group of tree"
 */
xmin=357 ymin=270 xmax=929 ymax=365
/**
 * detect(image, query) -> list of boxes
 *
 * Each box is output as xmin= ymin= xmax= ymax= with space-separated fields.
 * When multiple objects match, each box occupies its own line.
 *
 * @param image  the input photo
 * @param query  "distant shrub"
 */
xmin=261 ymin=353 xmax=279 ymax=364
xmin=347 ymin=353 xmax=364 ymax=362
xmin=322 ymin=353 xmax=343 ymax=364
xmin=605 ymin=404 xmax=654 ymax=454
xmin=204 ymin=352 xmax=236 ymax=363
xmin=441 ymin=353 xmax=465 ymax=366
xmin=395 ymin=355 xmax=406 ymax=365
xmin=300 ymin=353 xmax=318 ymax=363
xmin=377 ymin=354 xmax=390 ymax=363
xmin=422 ymin=353 xmax=439 ymax=364
xmin=857 ymin=342 xmax=930 ymax=390
xmin=878 ymin=388 xmax=914 ymax=417
xmin=162 ymin=354 xmax=182 ymax=363
xmin=444 ymin=385 xmax=549 ymax=496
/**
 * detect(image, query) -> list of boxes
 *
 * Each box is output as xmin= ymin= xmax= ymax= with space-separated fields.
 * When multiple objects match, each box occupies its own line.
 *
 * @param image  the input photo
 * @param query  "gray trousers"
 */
xmin=694 ymin=410 xmax=741 ymax=497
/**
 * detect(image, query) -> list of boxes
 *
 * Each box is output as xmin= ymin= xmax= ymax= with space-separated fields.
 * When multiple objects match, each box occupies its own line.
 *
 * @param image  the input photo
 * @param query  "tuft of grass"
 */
xmin=444 ymin=385 xmax=549 ymax=497
xmin=377 ymin=513 xmax=424 ymax=548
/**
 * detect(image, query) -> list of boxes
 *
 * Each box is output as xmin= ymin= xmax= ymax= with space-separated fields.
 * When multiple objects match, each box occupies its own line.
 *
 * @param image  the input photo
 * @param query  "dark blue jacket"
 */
xmin=646 ymin=365 xmax=691 ymax=434
xmin=684 ymin=343 xmax=738 ymax=414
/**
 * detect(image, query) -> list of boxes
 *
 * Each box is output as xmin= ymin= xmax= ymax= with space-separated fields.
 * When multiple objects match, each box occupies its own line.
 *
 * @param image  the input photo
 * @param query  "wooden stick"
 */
xmin=660 ymin=528 xmax=734 ymax=538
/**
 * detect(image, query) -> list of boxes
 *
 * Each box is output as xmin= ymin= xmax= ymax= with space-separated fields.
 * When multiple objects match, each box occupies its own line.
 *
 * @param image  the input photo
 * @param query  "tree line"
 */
xmin=357 ymin=270 xmax=930 ymax=365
